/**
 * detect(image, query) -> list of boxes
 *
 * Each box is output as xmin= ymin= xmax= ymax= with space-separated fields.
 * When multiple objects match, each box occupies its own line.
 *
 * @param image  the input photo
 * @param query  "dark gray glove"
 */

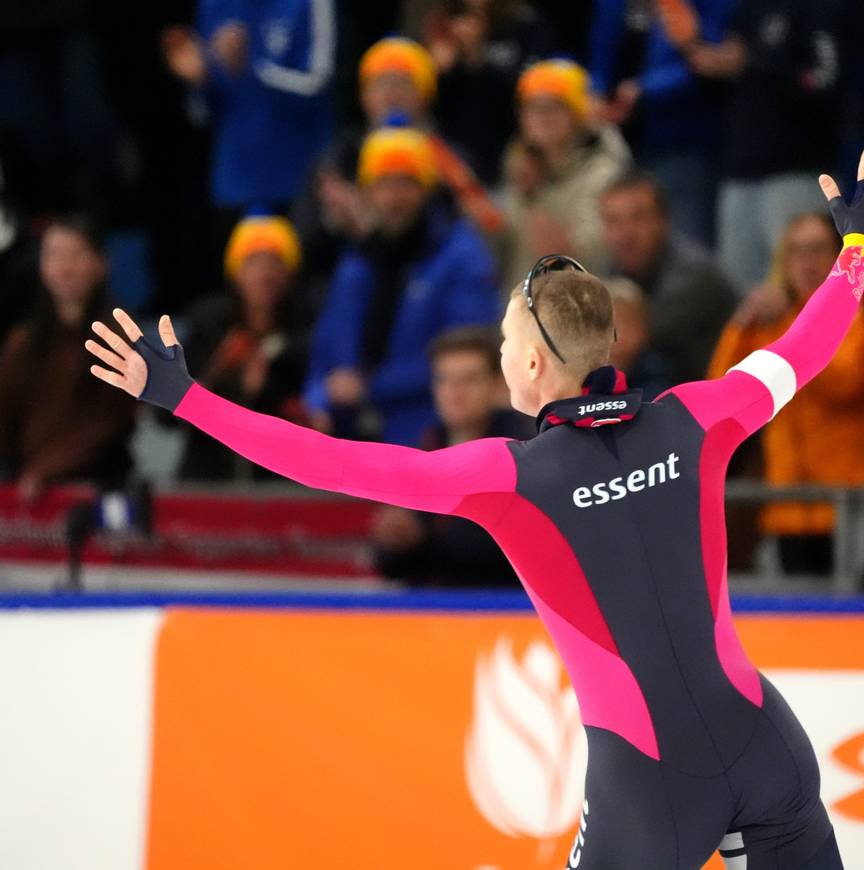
xmin=133 ymin=335 xmax=195 ymax=412
xmin=827 ymin=179 xmax=864 ymax=240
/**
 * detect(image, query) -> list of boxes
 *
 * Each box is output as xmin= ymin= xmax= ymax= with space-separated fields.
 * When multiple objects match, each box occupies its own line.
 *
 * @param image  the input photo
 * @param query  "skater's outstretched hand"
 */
xmin=819 ymin=149 xmax=864 ymax=243
xmin=86 ymin=308 xmax=194 ymax=411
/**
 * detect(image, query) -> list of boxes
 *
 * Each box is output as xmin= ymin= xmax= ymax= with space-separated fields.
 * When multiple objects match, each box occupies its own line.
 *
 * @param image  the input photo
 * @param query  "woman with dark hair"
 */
xmin=0 ymin=216 xmax=136 ymax=500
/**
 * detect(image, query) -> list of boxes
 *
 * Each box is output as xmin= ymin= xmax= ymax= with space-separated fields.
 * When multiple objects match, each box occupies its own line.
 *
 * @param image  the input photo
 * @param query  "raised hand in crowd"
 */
xmin=594 ymin=0 xmax=699 ymax=126
xmin=423 ymin=2 xmax=489 ymax=72
xmin=317 ymin=168 xmax=374 ymax=240
xmin=593 ymin=79 xmax=641 ymax=127
xmin=161 ymin=27 xmax=208 ymax=86
xmin=210 ymin=22 xmax=248 ymax=76
xmin=686 ymin=38 xmax=747 ymax=79
xmin=203 ymin=328 xmax=278 ymax=400
xmin=162 ymin=21 xmax=248 ymax=85
xmin=656 ymin=0 xmax=700 ymax=48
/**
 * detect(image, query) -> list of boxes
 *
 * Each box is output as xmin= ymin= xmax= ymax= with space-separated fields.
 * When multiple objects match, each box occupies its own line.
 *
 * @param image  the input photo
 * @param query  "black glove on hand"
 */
xmin=827 ymin=180 xmax=864 ymax=243
xmin=133 ymin=335 xmax=195 ymax=412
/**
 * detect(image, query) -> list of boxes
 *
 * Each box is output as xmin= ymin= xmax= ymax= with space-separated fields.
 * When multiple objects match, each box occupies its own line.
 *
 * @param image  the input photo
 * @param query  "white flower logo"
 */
xmin=465 ymin=637 xmax=588 ymax=839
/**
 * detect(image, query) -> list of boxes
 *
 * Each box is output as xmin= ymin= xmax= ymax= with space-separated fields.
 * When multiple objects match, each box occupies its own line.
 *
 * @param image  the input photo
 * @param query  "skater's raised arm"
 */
xmin=85 ymin=311 xmax=517 ymax=525
xmin=667 ymin=154 xmax=864 ymax=441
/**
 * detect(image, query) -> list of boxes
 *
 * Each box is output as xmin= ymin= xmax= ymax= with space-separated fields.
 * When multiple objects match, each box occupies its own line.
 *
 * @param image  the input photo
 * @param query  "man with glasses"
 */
xmin=85 ymin=160 xmax=861 ymax=867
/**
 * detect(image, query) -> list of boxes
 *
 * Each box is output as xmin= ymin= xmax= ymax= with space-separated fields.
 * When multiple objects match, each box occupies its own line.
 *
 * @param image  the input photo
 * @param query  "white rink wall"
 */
xmin=0 ymin=610 xmax=160 ymax=870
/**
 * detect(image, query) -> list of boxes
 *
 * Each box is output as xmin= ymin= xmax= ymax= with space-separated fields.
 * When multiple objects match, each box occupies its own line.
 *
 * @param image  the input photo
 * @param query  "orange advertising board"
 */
xmin=145 ymin=611 xmax=864 ymax=870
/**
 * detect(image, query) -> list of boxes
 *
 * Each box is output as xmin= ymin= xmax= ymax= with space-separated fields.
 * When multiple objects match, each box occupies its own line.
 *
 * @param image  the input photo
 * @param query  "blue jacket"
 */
xmin=197 ymin=0 xmax=336 ymax=207
xmin=304 ymin=211 xmax=502 ymax=446
xmin=590 ymin=0 xmax=734 ymax=152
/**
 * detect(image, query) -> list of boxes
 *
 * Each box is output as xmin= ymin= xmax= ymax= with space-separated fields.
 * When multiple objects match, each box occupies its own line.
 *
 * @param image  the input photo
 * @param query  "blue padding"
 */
xmin=0 ymin=589 xmax=534 ymax=612
xmin=730 ymin=596 xmax=864 ymax=613
xmin=0 ymin=589 xmax=863 ymax=613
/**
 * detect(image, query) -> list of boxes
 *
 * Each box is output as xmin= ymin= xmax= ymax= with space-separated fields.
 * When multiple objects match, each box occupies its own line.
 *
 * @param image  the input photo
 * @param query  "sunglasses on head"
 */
xmin=521 ymin=254 xmax=588 ymax=364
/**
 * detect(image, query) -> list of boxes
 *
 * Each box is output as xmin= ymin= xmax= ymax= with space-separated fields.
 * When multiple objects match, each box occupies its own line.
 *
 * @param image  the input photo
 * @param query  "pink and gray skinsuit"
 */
xmin=129 ymin=243 xmax=864 ymax=869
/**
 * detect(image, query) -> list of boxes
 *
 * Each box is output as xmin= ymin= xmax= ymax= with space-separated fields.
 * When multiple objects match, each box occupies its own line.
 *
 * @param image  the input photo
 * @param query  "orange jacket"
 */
xmin=708 ymin=307 xmax=864 ymax=536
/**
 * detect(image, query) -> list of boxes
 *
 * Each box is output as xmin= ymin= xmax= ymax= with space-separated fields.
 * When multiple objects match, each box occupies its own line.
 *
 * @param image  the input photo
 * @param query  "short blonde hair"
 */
xmin=512 ymin=269 xmax=615 ymax=365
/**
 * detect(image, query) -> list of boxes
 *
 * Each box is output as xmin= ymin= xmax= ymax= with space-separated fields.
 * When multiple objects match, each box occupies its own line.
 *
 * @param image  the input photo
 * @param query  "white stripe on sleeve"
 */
xmin=728 ymin=349 xmax=797 ymax=419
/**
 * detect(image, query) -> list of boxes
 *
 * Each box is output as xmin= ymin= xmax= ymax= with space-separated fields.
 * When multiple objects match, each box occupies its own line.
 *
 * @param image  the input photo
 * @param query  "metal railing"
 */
xmin=725 ymin=480 xmax=864 ymax=594
xmin=2 ymin=478 xmax=862 ymax=595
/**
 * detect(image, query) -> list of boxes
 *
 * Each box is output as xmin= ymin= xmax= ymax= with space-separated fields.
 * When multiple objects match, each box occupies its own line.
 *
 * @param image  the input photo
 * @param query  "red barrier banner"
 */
xmin=0 ymin=484 xmax=377 ymax=577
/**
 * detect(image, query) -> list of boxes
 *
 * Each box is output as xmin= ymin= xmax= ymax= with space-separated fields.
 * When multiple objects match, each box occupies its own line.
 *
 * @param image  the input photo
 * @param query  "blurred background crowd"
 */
xmin=1 ymin=0 xmax=863 ymax=588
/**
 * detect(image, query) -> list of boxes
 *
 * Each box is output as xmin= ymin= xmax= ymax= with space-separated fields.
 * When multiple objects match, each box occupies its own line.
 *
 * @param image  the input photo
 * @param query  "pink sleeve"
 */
xmin=174 ymin=385 xmax=518 ymax=525
xmin=667 ymin=244 xmax=864 ymax=438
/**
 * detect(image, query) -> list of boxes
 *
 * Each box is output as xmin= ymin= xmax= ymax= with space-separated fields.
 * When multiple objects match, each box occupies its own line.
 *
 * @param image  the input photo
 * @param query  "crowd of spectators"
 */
xmin=1 ymin=0 xmax=863 ymax=585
